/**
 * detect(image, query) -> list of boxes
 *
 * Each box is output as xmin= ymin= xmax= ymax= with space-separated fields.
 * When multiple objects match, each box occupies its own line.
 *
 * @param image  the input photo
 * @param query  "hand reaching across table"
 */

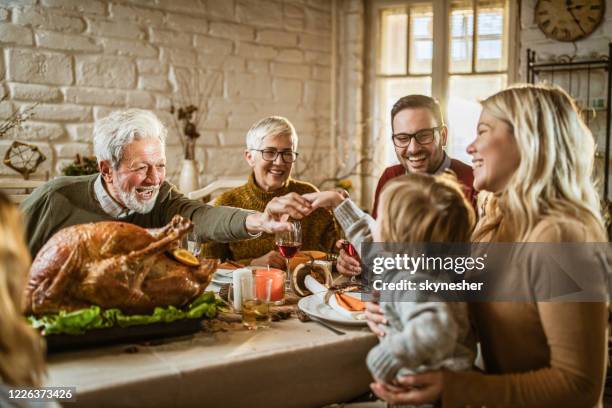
xmin=245 ymin=192 xmax=313 ymax=234
xmin=302 ymin=191 xmax=362 ymax=278
xmin=266 ymin=192 xmax=313 ymax=220
xmin=301 ymin=190 xmax=346 ymax=210
xmin=250 ymin=250 xmax=286 ymax=269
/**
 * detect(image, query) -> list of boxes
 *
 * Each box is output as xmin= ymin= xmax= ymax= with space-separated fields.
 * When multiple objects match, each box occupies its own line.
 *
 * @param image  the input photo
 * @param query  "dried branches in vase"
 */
xmin=169 ymin=67 xmax=221 ymax=160
xmin=170 ymin=105 xmax=200 ymax=160
xmin=168 ymin=67 xmax=222 ymax=192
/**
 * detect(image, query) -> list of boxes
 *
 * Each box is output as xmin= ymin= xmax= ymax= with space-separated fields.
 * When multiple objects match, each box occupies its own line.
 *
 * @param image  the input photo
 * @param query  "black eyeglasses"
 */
xmin=391 ymin=126 xmax=443 ymax=148
xmin=251 ymin=149 xmax=299 ymax=163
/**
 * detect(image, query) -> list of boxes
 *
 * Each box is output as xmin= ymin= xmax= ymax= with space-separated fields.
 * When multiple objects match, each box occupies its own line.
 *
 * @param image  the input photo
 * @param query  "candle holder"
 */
xmin=254 ymin=268 xmax=286 ymax=306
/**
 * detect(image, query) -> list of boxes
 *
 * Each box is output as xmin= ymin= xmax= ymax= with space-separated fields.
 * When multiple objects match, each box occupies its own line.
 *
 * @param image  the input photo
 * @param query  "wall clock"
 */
xmin=535 ymin=0 xmax=605 ymax=42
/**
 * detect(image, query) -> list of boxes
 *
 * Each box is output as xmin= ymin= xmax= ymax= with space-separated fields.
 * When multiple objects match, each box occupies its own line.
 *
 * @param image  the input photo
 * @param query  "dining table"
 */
xmin=43 ymin=290 xmax=378 ymax=408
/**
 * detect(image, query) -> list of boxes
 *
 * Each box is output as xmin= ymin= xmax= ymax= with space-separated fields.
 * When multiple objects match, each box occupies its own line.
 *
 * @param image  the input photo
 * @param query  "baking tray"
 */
xmin=43 ymin=318 xmax=205 ymax=353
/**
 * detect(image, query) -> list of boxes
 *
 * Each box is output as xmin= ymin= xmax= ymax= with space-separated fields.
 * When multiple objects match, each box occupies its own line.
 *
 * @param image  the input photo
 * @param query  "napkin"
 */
xmin=304 ymin=275 xmax=365 ymax=320
xmin=335 ymin=292 xmax=365 ymax=312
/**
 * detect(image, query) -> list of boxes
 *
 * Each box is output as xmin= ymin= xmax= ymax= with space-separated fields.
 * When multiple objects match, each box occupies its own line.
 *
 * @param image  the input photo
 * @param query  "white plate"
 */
xmin=214 ymin=268 xmax=235 ymax=278
xmin=211 ymin=269 xmax=232 ymax=285
xmin=298 ymin=294 xmax=367 ymax=326
xmin=211 ymin=266 xmax=260 ymax=285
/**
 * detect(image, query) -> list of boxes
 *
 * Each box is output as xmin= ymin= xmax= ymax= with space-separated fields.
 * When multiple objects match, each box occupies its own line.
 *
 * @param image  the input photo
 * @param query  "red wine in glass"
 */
xmin=275 ymin=221 xmax=302 ymax=288
xmin=277 ymin=242 xmax=301 ymax=258
xmin=342 ymin=240 xmax=358 ymax=258
xmin=341 ymin=239 xmax=361 ymax=283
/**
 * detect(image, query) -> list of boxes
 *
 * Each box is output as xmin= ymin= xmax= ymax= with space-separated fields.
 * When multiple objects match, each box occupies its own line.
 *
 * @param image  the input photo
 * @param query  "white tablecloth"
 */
xmin=45 ymin=318 xmax=378 ymax=408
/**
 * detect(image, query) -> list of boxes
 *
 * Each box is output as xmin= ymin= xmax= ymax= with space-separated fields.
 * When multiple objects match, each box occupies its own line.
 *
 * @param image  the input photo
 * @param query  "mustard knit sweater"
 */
xmin=201 ymin=173 xmax=341 ymax=264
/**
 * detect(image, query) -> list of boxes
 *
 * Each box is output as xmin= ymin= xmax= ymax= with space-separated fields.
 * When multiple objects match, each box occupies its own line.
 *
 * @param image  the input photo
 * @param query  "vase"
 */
xmin=179 ymin=159 xmax=199 ymax=194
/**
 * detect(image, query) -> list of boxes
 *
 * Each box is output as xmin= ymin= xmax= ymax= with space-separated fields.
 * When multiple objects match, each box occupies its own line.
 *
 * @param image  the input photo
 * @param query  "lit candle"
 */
xmin=255 ymin=268 xmax=285 ymax=302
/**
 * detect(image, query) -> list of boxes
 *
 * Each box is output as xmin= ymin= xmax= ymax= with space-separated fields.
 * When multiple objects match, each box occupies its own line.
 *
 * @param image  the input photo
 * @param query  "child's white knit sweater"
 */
xmin=333 ymin=199 xmax=476 ymax=386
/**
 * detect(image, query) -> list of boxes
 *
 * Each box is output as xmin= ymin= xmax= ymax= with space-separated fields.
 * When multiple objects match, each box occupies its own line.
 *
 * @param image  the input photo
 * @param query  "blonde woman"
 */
xmin=367 ymin=84 xmax=609 ymax=407
xmin=0 ymin=192 xmax=46 ymax=400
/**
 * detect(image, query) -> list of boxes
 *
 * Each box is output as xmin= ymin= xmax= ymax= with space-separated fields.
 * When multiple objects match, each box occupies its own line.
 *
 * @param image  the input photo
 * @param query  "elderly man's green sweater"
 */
xmin=21 ymin=174 xmax=253 ymax=257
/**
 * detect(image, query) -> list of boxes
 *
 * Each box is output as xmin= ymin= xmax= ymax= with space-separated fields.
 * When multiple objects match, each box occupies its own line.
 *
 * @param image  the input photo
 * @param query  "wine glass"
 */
xmin=186 ymin=229 xmax=202 ymax=259
xmin=275 ymin=221 xmax=302 ymax=288
xmin=341 ymin=239 xmax=360 ymax=283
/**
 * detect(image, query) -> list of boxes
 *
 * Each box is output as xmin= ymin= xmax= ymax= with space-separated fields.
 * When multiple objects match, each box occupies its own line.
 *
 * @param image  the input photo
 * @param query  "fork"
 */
xmin=295 ymin=308 xmax=345 ymax=335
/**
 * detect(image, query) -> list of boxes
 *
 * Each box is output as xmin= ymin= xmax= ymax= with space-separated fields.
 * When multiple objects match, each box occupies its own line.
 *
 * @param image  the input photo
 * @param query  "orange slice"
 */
xmin=172 ymin=248 xmax=200 ymax=267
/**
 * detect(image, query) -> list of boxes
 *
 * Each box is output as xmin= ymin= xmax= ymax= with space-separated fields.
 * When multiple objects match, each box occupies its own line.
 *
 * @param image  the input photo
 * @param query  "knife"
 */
xmin=296 ymin=309 xmax=345 ymax=335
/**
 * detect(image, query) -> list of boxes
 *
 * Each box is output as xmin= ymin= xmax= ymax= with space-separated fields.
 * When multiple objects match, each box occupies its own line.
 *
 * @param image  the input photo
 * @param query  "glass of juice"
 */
xmin=241 ymin=274 xmax=272 ymax=330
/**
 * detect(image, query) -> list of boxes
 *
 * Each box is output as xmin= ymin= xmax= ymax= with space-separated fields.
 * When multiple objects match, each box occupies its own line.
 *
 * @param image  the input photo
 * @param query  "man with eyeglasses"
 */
xmin=201 ymin=116 xmax=340 ymax=268
xmin=336 ymin=95 xmax=476 ymax=277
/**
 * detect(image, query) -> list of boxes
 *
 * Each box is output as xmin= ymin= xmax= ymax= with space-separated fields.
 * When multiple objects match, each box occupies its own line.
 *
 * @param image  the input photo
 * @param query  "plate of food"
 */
xmin=30 ymin=291 xmax=219 ymax=352
xmin=25 ymin=215 xmax=221 ymax=352
xmin=298 ymin=293 xmax=367 ymax=326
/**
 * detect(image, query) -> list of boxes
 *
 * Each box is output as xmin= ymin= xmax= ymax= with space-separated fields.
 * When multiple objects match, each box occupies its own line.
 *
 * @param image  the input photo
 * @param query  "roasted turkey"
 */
xmin=25 ymin=215 xmax=216 ymax=316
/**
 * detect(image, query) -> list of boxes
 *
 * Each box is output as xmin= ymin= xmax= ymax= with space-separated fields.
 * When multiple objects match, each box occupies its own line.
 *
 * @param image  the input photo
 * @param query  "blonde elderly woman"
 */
xmin=202 ymin=116 xmax=340 ymax=268
xmin=22 ymin=109 xmax=310 ymax=258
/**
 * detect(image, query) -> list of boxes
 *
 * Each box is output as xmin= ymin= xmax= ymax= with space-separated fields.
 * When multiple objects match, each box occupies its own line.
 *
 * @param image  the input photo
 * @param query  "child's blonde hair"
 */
xmin=377 ymin=172 xmax=475 ymax=242
xmin=0 ymin=192 xmax=45 ymax=386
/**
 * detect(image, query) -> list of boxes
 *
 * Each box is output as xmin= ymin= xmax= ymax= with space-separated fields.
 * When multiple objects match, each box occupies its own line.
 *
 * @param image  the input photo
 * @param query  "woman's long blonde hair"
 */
xmin=0 ymin=192 xmax=45 ymax=386
xmin=378 ymin=172 xmax=475 ymax=243
xmin=473 ymin=83 xmax=606 ymax=242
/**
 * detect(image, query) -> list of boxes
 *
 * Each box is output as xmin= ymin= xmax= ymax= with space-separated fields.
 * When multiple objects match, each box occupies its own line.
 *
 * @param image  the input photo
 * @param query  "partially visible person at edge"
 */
xmin=367 ymin=84 xmax=609 ymax=408
xmin=21 ymin=109 xmax=313 ymax=259
xmin=201 ymin=116 xmax=340 ymax=268
xmin=337 ymin=95 xmax=476 ymax=277
xmin=0 ymin=192 xmax=50 ymax=408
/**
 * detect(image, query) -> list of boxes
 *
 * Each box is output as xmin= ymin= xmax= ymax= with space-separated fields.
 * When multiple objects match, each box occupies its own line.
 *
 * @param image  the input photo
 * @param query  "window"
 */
xmin=371 ymin=0 xmax=513 ymax=166
xmin=447 ymin=0 xmax=509 ymax=163
xmin=377 ymin=3 xmax=434 ymax=164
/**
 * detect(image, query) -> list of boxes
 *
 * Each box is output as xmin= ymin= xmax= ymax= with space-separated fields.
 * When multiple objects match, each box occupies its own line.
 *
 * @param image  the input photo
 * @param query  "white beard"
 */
xmin=117 ymin=185 xmax=160 ymax=214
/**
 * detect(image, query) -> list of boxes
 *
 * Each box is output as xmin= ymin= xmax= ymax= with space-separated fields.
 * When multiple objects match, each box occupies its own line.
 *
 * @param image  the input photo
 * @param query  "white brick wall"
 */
xmin=333 ymin=0 xmax=366 ymax=206
xmin=518 ymin=0 xmax=612 ymax=80
xmin=0 ymin=0 xmax=337 ymax=188
xmin=519 ymin=0 xmax=612 ymax=198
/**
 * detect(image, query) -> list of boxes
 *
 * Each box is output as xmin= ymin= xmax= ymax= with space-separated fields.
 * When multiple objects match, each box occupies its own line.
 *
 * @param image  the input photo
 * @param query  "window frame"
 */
xmin=364 ymin=0 xmax=518 ymax=159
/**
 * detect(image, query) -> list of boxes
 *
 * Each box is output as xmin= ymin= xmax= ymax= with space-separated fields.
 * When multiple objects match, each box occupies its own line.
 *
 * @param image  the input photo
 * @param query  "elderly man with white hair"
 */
xmin=21 ymin=109 xmax=312 ymax=257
